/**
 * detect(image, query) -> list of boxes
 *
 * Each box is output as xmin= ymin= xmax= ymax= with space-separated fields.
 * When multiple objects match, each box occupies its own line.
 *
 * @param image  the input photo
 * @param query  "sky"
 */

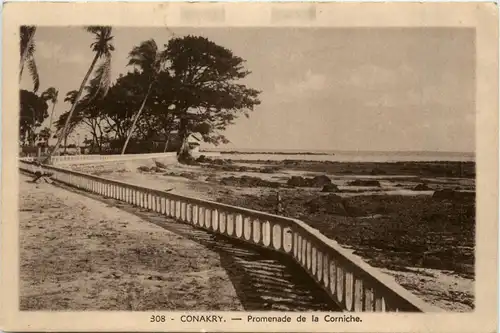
xmin=20 ymin=27 xmax=476 ymax=152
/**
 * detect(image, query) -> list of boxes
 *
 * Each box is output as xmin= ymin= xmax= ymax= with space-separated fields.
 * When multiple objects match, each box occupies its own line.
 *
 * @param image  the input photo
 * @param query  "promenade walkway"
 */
xmin=19 ymin=174 xmax=339 ymax=311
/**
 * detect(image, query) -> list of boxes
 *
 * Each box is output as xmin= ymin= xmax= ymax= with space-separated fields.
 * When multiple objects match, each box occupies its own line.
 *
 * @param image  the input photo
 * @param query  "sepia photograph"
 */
xmin=1 ymin=2 xmax=498 ymax=332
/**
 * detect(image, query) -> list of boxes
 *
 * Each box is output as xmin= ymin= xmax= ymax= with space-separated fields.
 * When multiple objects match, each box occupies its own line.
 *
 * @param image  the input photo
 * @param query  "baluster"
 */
xmin=212 ymin=209 xmax=219 ymax=231
xmin=156 ymin=196 xmax=161 ymax=213
xmin=262 ymin=221 xmax=271 ymax=247
xmin=374 ymin=293 xmax=386 ymax=312
xmin=243 ymin=217 xmax=252 ymax=241
xmin=192 ymin=205 xmax=199 ymax=225
xmin=282 ymin=227 xmax=293 ymax=253
xmin=301 ymin=237 xmax=307 ymax=267
xmin=345 ymin=270 xmax=354 ymax=311
xmin=168 ymin=199 xmax=173 ymax=217
xmin=161 ymin=197 xmax=166 ymax=214
xmin=235 ymin=214 xmax=243 ymax=238
xmin=311 ymin=246 xmax=317 ymax=276
xmin=336 ymin=266 xmax=345 ymax=307
xmin=272 ymin=224 xmax=282 ymax=250
xmin=205 ymin=208 xmax=211 ymax=228
xmin=226 ymin=213 xmax=234 ymax=236
xmin=293 ymin=232 xmax=300 ymax=259
xmin=316 ymin=249 xmax=323 ymax=282
xmin=354 ymin=278 xmax=364 ymax=312
xmin=323 ymin=254 xmax=330 ymax=290
xmin=252 ymin=219 xmax=261 ymax=244
xmin=219 ymin=211 xmax=226 ymax=233
xmin=171 ymin=200 xmax=177 ymax=218
xmin=363 ymin=286 xmax=374 ymax=312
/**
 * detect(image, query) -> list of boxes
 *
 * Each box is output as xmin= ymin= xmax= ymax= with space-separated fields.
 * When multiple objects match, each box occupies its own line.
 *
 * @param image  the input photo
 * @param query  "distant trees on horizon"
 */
xmin=19 ymin=26 xmax=261 ymax=163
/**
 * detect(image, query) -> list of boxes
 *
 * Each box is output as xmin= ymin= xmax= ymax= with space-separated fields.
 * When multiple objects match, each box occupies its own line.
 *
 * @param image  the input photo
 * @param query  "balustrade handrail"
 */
xmin=18 ymin=159 xmax=438 ymax=312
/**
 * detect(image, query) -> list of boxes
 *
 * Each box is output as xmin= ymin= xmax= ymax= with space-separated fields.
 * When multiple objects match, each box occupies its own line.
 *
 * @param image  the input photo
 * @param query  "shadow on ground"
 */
xmin=49 ymin=180 xmax=340 ymax=312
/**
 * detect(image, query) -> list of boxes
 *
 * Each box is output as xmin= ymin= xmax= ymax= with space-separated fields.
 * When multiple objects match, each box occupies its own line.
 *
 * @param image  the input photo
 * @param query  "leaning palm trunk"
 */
xmin=177 ymin=132 xmax=193 ymax=163
xmin=47 ymin=102 xmax=57 ymax=140
xmin=163 ymin=137 xmax=170 ymax=152
xmin=45 ymin=52 xmax=100 ymax=163
xmin=120 ymin=82 xmax=153 ymax=155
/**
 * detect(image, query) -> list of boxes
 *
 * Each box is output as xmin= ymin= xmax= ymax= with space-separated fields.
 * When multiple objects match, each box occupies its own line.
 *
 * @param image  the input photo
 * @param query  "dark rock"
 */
xmin=305 ymin=194 xmax=348 ymax=215
xmin=413 ymin=183 xmax=431 ymax=191
xmin=260 ymin=167 xmax=279 ymax=174
xmin=150 ymin=166 xmax=165 ymax=173
xmin=137 ymin=166 xmax=151 ymax=172
xmin=311 ymin=175 xmax=332 ymax=187
xmin=348 ymin=179 xmax=381 ymax=187
xmin=286 ymin=175 xmax=332 ymax=187
xmin=154 ymin=160 xmax=167 ymax=169
xmin=196 ymin=155 xmax=208 ymax=163
xmin=287 ymin=176 xmax=307 ymax=187
xmin=321 ymin=184 xmax=340 ymax=192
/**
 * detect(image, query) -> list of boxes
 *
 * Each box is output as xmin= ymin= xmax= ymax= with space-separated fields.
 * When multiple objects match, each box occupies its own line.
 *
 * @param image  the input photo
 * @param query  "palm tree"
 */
xmin=121 ymin=39 xmax=165 ymax=155
xmin=41 ymin=87 xmax=59 ymax=142
xmin=45 ymin=26 xmax=114 ymax=162
xmin=60 ymin=90 xmax=78 ymax=153
xmin=20 ymin=26 xmax=40 ymax=92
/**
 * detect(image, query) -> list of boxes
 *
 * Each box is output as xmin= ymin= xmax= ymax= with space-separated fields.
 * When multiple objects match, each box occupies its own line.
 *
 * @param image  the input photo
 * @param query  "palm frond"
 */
xmin=64 ymin=90 xmax=79 ymax=105
xmin=87 ymin=55 xmax=112 ymax=102
xmin=20 ymin=26 xmax=36 ymax=57
xmin=42 ymin=87 xmax=59 ymax=103
xmin=27 ymin=57 xmax=40 ymax=93
xmin=86 ymin=26 xmax=114 ymax=56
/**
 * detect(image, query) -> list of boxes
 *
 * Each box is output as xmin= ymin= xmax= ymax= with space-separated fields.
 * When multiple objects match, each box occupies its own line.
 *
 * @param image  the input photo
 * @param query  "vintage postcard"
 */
xmin=1 ymin=1 xmax=498 ymax=332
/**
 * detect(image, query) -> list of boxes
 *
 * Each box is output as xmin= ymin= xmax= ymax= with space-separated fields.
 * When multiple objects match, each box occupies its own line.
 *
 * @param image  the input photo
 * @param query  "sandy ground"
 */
xmin=19 ymin=173 xmax=336 ymax=311
xmin=65 ymin=158 xmax=475 ymax=312
xmin=19 ymin=174 xmax=244 ymax=311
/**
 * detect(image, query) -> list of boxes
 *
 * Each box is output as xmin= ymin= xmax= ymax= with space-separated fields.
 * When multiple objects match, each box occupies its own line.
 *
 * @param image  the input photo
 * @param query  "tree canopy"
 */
xmin=20 ymin=89 xmax=49 ymax=146
xmin=26 ymin=33 xmax=261 ymax=160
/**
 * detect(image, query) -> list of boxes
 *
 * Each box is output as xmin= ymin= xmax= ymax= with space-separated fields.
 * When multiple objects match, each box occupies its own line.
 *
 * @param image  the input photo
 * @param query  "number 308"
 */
xmin=151 ymin=315 xmax=166 ymax=322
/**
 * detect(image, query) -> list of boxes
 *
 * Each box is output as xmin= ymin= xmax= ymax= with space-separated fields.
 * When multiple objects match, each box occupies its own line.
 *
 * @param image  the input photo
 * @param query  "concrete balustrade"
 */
xmin=18 ymin=160 xmax=436 ymax=312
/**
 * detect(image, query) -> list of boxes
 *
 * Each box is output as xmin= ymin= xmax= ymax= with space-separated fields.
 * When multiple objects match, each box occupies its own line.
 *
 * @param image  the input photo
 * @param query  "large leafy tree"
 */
xmin=103 ymin=71 xmax=149 ymax=143
xmin=19 ymin=89 xmax=48 ymax=146
xmin=121 ymin=39 xmax=166 ymax=154
xmin=163 ymin=35 xmax=261 ymax=161
xmin=20 ymin=26 xmax=39 ymax=92
xmin=41 ymin=87 xmax=59 ymax=141
xmin=46 ymin=26 xmax=114 ymax=161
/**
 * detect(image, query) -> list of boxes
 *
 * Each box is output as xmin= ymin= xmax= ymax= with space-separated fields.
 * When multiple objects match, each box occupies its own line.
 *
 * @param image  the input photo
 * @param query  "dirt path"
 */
xmin=19 ymin=174 xmax=337 ymax=311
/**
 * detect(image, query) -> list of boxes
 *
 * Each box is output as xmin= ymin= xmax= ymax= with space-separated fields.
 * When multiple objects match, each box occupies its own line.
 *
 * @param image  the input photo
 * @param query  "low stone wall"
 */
xmin=47 ymin=152 xmax=221 ymax=166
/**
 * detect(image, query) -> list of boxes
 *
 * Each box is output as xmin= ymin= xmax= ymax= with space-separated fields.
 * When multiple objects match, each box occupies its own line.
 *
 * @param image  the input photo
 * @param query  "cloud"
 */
xmin=36 ymin=40 xmax=87 ymax=65
xmin=274 ymin=70 xmax=327 ymax=96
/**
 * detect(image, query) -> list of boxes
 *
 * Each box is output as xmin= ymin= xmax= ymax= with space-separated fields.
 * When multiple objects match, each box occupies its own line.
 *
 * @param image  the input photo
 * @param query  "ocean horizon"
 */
xmin=200 ymin=148 xmax=475 ymax=162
